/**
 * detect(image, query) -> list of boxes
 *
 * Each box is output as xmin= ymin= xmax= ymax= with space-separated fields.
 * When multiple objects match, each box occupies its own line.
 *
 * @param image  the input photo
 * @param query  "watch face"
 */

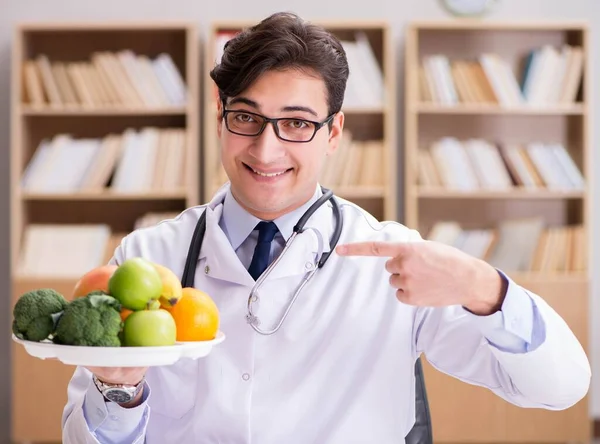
xmin=104 ymin=388 xmax=133 ymax=404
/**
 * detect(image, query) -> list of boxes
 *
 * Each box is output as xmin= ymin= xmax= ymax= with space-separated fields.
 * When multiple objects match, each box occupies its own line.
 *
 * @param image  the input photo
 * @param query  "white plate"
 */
xmin=12 ymin=331 xmax=225 ymax=367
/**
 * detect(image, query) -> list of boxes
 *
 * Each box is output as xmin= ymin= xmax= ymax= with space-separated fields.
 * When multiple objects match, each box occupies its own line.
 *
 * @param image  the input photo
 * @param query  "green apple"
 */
xmin=147 ymin=299 xmax=161 ymax=310
xmin=108 ymin=257 xmax=163 ymax=311
xmin=122 ymin=309 xmax=176 ymax=346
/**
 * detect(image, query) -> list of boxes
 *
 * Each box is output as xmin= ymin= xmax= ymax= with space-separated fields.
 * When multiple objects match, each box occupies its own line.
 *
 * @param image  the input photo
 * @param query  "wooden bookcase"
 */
xmin=404 ymin=20 xmax=591 ymax=443
xmin=9 ymin=21 xmax=199 ymax=443
xmin=203 ymin=19 xmax=397 ymax=221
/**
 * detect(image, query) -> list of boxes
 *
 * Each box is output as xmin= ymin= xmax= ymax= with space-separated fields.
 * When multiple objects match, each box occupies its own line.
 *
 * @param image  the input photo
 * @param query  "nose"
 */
xmin=250 ymin=122 xmax=284 ymax=163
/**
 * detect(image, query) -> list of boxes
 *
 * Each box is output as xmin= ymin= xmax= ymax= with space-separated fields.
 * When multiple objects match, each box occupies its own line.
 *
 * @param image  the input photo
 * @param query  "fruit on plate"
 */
xmin=12 ymin=259 xmax=220 ymax=351
xmin=12 ymin=288 xmax=69 ymax=342
xmin=153 ymin=263 xmax=183 ymax=308
xmin=120 ymin=307 xmax=134 ymax=322
xmin=167 ymin=287 xmax=220 ymax=341
xmin=53 ymin=293 xmax=123 ymax=347
xmin=122 ymin=306 xmax=177 ymax=346
xmin=109 ymin=257 xmax=163 ymax=311
xmin=72 ymin=264 xmax=118 ymax=298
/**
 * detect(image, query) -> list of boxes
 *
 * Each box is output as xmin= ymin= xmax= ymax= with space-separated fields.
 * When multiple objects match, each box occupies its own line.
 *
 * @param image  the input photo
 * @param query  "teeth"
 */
xmin=252 ymin=168 xmax=286 ymax=177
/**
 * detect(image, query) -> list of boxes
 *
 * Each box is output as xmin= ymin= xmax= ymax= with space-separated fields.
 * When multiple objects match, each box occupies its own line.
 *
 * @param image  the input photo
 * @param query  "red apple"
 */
xmin=72 ymin=264 xmax=118 ymax=298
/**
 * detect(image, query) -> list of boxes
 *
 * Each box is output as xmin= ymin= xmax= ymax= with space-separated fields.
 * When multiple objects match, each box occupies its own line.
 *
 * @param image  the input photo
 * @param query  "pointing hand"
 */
xmin=335 ymin=240 xmax=505 ymax=315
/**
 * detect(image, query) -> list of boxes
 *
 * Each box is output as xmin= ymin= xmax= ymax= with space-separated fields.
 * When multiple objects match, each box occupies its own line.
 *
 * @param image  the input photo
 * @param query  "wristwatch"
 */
xmin=93 ymin=374 xmax=145 ymax=404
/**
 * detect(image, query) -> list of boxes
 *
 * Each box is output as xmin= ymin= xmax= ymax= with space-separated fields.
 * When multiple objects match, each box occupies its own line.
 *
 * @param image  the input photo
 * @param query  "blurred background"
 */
xmin=0 ymin=0 xmax=598 ymax=442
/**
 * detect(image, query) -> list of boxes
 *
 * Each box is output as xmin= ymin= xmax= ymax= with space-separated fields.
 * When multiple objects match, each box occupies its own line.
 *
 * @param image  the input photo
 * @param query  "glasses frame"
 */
xmin=222 ymin=107 xmax=336 ymax=143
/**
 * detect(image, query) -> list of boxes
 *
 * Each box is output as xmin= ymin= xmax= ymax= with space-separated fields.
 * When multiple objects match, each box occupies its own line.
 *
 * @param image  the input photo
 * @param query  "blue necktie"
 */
xmin=248 ymin=221 xmax=279 ymax=280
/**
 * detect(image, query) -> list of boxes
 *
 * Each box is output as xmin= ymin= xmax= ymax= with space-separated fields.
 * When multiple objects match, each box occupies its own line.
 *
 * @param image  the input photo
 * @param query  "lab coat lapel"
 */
xmin=197 ymin=194 xmax=256 ymax=287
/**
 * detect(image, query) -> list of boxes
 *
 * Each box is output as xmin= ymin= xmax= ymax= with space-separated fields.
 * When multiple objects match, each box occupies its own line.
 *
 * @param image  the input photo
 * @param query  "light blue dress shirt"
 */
xmin=81 ymin=186 xmax=545 ymax=441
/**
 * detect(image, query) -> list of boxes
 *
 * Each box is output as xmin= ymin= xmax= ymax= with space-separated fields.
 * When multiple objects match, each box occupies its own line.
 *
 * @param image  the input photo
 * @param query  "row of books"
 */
xmin=417 ymin=138 xmax=585 ymax=191
xmin=17 ymin=212 xmax=181 ymax=278
xmin=420 ymin=45 xmax=583 ymax=106
xmin=18 ymin=224 xmax=114 ymax=278
xmin=20 ymin=127 xmax=187 ymax=193
xmin=427 ymin=218 xmax=586 ymax=273
xmin=213 ymin=30 xmax=384 ymax=109
xmin=320 ymin=132 xmax=384 ymax=188
xmin=22 ymin=51 xmax=187 ymax=109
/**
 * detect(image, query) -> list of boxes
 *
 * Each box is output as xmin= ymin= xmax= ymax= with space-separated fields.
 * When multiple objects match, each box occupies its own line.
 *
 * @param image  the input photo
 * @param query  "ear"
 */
xmin=326 ymin=111 xmax=345 ymax=156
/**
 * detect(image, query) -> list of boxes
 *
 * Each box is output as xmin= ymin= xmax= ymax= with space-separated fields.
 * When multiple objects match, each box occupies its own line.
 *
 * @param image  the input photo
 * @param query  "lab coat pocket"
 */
xmin=147 ymin=357 xmax=199 ymax=419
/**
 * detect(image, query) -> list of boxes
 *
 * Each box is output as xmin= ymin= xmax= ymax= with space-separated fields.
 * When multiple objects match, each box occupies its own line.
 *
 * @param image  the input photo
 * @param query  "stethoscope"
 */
xmin=181 ymin=186 xmax=343 ymax=335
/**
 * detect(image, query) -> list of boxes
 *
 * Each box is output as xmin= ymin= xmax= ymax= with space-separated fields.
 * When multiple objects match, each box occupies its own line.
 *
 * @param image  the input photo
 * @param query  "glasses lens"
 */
xmin=226 ymin=111 xmax=264 ymax=135
xmin=276 ymin=119 xmax=317 ymax=142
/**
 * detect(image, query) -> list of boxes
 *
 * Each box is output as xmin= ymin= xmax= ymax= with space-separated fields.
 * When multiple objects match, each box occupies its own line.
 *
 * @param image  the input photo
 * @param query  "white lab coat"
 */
xmin=62 ymin=183 xmax=590 ymax=444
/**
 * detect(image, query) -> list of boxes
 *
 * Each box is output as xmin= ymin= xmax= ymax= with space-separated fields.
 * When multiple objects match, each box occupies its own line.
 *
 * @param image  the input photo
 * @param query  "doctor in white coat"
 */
xmin=61 ymin=11 xmax=590 ymax=444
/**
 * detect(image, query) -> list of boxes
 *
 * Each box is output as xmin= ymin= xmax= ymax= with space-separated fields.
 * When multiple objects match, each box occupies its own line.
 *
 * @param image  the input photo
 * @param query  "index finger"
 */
xmin=335 ymin=241 xmax=404 ymax=257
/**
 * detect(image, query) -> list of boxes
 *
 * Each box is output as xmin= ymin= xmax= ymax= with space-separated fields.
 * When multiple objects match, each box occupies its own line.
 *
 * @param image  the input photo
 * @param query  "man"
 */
xmin=62 ymin=12 xmax=590 ymax=444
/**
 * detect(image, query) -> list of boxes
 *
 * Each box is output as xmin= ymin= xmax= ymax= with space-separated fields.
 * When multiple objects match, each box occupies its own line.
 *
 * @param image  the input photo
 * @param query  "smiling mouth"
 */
xmin=243 ymin=163 xmax=292 ymax=177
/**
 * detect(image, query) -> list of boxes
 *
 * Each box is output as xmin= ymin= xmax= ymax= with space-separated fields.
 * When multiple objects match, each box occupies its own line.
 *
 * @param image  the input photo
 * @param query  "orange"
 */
xmin=120 ymin=307 xmax=133 ymax=322
xmin=167 ymin=287 xmax=219 ymax=341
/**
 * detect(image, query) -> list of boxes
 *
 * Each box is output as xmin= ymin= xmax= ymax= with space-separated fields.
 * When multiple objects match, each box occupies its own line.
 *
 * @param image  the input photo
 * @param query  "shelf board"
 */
xmin=416 ymin=188 xmax=585 ymax=199
xmin=413 ymin=103 xmax=585 ymax=115
xmin=21 ymin=190 xmax=188 ymax=201
xmin=20 ymin=105 xmax=188 ymax=116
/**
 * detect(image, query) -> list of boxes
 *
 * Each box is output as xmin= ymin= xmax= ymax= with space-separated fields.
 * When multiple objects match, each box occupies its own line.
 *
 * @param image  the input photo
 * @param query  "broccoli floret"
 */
xmin=53 ymin=293 xmax=123 ymax=347
xmin=12 ymin=288 xmax=69 ymax=341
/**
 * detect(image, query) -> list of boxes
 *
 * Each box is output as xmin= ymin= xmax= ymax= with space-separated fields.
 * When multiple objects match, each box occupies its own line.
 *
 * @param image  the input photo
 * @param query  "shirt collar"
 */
xmin=220 ymin=184 xmax=323 ymax=251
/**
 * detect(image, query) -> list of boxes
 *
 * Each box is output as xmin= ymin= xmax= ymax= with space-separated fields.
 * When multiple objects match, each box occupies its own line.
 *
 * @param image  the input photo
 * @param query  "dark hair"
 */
xmin=209 ymin=12 xmax=349 ymax=116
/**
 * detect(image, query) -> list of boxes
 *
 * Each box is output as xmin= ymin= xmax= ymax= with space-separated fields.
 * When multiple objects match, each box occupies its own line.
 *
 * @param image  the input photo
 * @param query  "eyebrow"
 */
xmin=227 ymin=97 xmax=319 ymax=118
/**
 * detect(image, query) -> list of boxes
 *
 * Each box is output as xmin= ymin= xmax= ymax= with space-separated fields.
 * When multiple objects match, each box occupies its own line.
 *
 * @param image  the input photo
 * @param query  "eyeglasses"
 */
xmin=222 ymin=109 xmax=335 ymax=143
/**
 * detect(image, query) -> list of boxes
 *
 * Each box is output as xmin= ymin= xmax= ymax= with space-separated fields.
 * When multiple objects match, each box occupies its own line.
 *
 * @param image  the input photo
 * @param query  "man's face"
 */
xmin=217 ymin=68 xmax=344 ymax=220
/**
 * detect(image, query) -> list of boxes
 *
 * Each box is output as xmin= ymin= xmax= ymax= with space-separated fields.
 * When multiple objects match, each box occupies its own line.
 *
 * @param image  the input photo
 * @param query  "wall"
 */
xmin=0 ymin=0 xmax=597 ymax=441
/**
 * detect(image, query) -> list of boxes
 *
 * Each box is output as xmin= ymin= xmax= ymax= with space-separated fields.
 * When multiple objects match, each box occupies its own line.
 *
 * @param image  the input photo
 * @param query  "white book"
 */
xmin=479 ymin=54 xmax=513 ymax=106
xmin=154 ymin=54 xmax=187 ymax=106
xmin=525 ymin=142 xmax=568 ymax=189
xmin=427 ymin=221 xmax=462 ymax=245
xmin=550 ymin=143 xmax=585 ymax=190
xmin=21 ymin=141 xmax=51 ymax=191
xmin=118 ymin=50 xmax=160 ymax=107
xmin=354 ymin=31 xmax=384 ymax=107
xmin=111 ymin=129 xmax=139 ymax=191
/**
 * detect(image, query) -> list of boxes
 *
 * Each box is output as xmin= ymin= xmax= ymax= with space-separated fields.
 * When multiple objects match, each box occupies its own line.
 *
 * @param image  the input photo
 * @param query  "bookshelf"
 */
xmin=9 ymin=21 xmax=199 ymax=442
xmin=203 ymin=19 xmax=397 ymax=221
xmin=405 ymin=20 xmax=591 ymax=443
